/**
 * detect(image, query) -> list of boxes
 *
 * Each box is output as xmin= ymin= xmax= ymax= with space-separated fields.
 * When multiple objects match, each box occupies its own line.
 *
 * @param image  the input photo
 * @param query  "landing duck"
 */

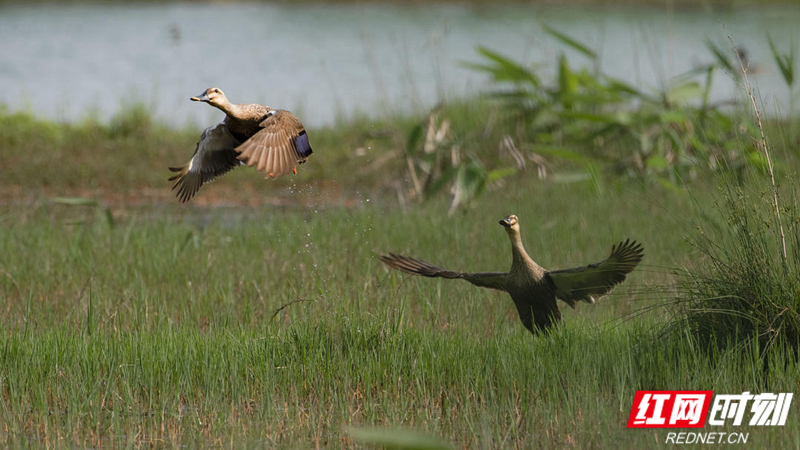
xmin=380 ymin=215 xmax=643 ymax=333
xmin=169 ymin=87 xmax=313 ymax=202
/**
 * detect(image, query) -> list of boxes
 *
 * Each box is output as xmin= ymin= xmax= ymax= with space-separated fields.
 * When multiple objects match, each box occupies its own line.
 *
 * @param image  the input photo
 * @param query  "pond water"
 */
xmin=1 ymin=3 xmax=798 ymax=127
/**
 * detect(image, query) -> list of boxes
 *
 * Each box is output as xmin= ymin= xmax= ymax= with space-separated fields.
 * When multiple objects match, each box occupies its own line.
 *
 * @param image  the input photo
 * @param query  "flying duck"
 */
xmin=380 ymin=215 xmax=643 ymax=333
xmin=169 ymin=87 xmax=313 ymax=202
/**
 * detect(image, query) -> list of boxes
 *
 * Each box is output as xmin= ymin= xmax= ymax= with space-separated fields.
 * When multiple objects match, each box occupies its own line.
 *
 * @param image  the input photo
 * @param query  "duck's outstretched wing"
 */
xmin=235 ymin=110 xmax=312 ymax=179
xmin=168 ymin=121 xmax=242 ymax=203
xmin=547 ymin=239 xmax=643 ymax=307
xmin=380 ymin=253 xmax=507 ymax=291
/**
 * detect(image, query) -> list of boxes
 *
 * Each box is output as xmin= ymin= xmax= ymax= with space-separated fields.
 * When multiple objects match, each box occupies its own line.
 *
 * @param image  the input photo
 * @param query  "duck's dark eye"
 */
xmin=214 ymin=89 xmax=219 ymax=93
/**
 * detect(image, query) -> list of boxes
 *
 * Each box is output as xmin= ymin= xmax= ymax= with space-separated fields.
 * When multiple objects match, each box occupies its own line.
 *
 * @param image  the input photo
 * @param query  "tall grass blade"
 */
xmin=462 ymin=46 xmax=541 ymax=87
xmin=542 ymin=25 xmax=597 ymax=60
xmin=767 ymin=35 xmax=795 ymax=87
xmin=705 ymin=39 xmax=736 ymax=75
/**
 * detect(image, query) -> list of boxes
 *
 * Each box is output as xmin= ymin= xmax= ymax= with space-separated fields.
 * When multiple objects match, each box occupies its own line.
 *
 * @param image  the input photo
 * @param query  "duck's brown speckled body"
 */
xmin=381 ymin=215 xmax=643 ymax=334
xmin=224 ymin=103 xmax=272 ymax=141
xmin=503 ymin=231 xmax=561 ymax=332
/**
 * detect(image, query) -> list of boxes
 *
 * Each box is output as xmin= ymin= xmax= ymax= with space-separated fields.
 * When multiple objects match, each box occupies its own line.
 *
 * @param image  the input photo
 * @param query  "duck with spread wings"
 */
xmin=168 ymin=87 xmax=313 ymax=202
xmin=380 ymin=215 xmax=643 ymax=334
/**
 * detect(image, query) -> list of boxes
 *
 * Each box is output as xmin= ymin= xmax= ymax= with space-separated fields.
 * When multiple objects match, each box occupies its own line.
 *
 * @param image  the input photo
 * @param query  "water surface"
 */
xmin=1 ymin=3 xmax=798 ymax=127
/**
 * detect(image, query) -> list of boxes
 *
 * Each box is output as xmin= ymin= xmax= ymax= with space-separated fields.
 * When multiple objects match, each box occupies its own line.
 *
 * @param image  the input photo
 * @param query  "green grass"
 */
xmin=1 ymin=84 xmax=800 ymax=448
xmin=1 ymin=177 xmax=684 ymax=331
xmin=670 ymin=177 xmax=800 ymax=359
xmin=1 ymin=174 xmax=798 ymax=448
xmin=4 ymin=320 xmax=799 ymax=448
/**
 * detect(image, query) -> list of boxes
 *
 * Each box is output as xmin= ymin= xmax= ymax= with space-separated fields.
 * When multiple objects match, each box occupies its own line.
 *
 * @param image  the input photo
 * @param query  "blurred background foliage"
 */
xmin=392 ymin=28 xmax=799 ymax=212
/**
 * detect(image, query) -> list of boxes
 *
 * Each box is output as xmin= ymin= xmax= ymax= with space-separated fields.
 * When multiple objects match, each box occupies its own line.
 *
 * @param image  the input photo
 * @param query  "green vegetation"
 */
xmin=3 ymin=318 xmax=798 ymax=448
xmin=1 ymin=167 xmax=798 ymax=447
xmin=389 ymin=29 xmax=800 ymax=213
xmin=673 ymin=182 xmax=800 ymax=358
xmin=668 ymin=148 xmax=800 ymax=357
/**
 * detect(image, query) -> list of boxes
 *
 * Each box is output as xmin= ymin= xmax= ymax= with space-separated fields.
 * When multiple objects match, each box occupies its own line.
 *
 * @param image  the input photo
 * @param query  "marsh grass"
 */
xmin=0 ymin=173 xmax=798 ymax=448
xmin=2 ymin=79 xmax=800 ymax=446
xmin=0 ymin=175 xmax=675 ymax=448
xmin=3 ymin=314 xmax=799 ymax=448
xmin=665 ymin=42 xmax=800 ymax=363
xmin=0 ymin=177 xmax=682 ymax=331
xmin=670 ymin=173 xmax=800 ymax=359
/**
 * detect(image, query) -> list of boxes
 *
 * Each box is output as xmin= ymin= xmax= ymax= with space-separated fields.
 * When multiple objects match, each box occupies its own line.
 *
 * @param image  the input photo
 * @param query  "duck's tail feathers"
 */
xmin=295 ymin=130 xmax=313 ymax=159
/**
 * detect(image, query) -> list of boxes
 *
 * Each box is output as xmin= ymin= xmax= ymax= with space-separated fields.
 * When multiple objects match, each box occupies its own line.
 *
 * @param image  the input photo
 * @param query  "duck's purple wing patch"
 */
xmin=294 ymin=131 xmax=313 ymax=158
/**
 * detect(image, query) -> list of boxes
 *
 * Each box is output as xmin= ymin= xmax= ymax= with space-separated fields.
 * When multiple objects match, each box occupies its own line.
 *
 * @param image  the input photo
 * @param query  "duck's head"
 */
xmin=499 ymin=214 xmax=520 ymax=232
xmin=191 ymin=87 xmax=227 ymax=107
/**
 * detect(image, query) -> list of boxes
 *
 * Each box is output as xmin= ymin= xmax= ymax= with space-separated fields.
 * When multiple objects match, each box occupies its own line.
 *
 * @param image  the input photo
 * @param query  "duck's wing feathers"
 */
xmin=547 ymin=239 xmax=643 ymax=307
xmin=235 ymin=110 xmax=313 ymax=179
xmin=168 ymin=121 xmax=242 ymax=203
xmin=380 ymin=253 xmax=507 ymax=291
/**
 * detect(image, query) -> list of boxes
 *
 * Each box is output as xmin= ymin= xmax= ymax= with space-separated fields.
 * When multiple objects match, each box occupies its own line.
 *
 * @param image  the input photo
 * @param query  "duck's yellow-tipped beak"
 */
xmin=499 ymin=218 xmax=512 ymax=227
xmin=191 ymin=92 xmax=210 ymax=102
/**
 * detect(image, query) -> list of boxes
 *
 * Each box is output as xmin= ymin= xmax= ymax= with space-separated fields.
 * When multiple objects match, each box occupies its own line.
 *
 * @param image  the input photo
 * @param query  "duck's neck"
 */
xmin=506 ymin=230 xmax=545 ymax=276
xmin=507 ymin=230 xmax=529 ymax=264
xmin=214 ymin=99 xmax=239 ymax=117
